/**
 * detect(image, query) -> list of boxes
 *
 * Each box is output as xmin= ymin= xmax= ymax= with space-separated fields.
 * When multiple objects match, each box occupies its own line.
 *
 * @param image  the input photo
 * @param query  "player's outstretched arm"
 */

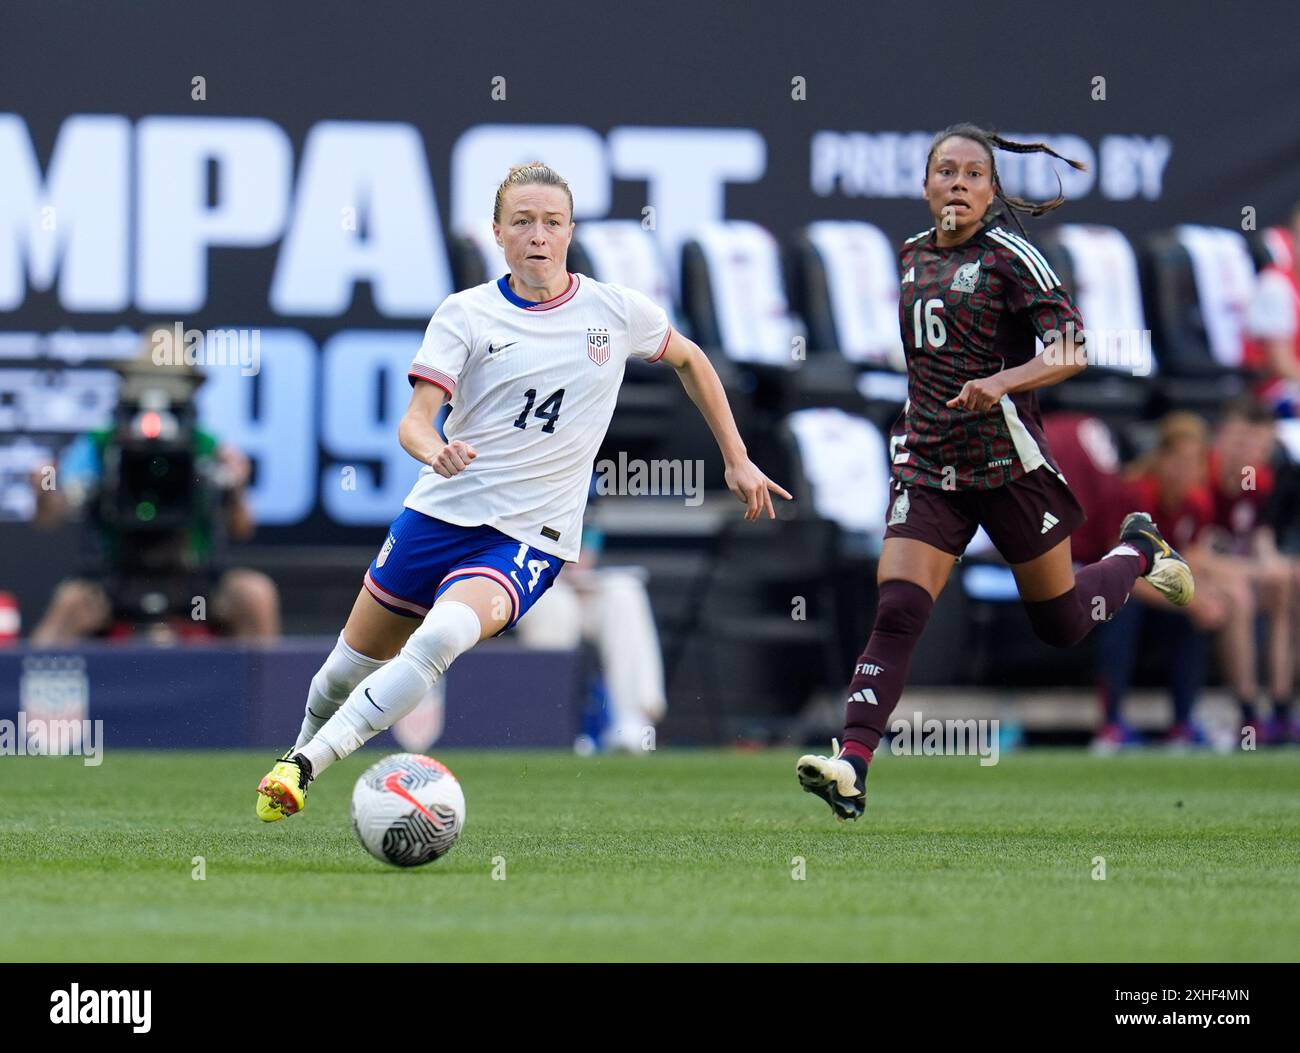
xmin=658 ymin=329 xmax=792 ymax=520
xmin=399 ymin=380 xmax=477 ymax=478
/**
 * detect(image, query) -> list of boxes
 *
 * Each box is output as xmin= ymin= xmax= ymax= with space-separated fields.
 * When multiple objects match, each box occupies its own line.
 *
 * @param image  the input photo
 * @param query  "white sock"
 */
xmin=294 ymin=631 xmax=387 ymax=751
xmin=299 ymin=601 xmax=481 ymax=777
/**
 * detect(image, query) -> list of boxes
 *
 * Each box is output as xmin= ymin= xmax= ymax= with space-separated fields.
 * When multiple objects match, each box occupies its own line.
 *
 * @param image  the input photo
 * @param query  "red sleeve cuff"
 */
xmin=408 ymin=365 xmax=456 ymax=396
xmin=647 ymin=327 xmax=672 ymax=363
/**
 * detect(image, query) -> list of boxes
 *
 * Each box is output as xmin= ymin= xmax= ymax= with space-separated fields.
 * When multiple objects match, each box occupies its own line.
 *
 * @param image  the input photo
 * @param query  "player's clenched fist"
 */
xmin=945 ymin=375 xmax=1007 ymax=413
xmin=428 ymin=439 xmax=477 ymax=478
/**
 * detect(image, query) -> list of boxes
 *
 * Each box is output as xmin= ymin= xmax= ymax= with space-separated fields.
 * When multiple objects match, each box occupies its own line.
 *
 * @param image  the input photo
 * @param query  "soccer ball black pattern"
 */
xmin=351 ymin=753 xmax=466 ymax=868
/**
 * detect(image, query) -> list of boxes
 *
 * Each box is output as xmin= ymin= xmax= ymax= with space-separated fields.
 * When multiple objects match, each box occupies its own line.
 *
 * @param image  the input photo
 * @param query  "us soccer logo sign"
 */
xmin=587 ymin=328 xmax=610 ymax=366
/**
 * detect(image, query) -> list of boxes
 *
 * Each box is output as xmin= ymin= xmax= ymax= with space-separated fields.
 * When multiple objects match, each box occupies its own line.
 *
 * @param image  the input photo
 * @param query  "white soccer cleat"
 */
xmin=1120 ymin=512 xmax=1195 ymax=607
xmin=796 ymin=738 xmax=867 ymax=821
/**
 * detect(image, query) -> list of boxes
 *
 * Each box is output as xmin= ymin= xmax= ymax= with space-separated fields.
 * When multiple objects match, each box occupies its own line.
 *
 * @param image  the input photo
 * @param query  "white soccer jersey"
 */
xmin=405 ymin=272 xmax=672 ymax=561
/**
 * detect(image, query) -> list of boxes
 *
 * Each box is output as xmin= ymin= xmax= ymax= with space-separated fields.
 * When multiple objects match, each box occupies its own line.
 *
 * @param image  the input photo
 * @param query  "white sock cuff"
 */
xmin=401 ymin=601 xmax=481 ymax=682
xmin=337 ymin=630 xmax=386 ymax=669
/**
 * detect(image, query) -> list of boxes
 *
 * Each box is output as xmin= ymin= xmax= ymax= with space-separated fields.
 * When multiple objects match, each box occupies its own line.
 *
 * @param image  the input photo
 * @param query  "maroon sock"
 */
xmin=841 ymin=579 xmax=935 ymax=754
xmin=1023 ymin=552 xmax=1145 ymax=648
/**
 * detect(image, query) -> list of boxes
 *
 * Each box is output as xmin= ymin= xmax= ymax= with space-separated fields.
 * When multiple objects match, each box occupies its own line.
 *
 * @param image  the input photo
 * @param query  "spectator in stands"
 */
xmin=1198 ymin=398 xmax=1295 ymax=742
xmin=1243 ymin=203 xmax=1300 ymax=417
xmin=1076 ymin=412 xmax=1232 ymax=750
xmin=516 ymin=485 xmax=667 ymax=753
xmin=29 ymin=332 xmax=279 ymax=644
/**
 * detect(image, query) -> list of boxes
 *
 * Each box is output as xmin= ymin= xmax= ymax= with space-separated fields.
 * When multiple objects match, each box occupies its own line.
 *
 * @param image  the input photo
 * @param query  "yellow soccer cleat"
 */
xmin=256 ymin=752 xmax=313 ymax=822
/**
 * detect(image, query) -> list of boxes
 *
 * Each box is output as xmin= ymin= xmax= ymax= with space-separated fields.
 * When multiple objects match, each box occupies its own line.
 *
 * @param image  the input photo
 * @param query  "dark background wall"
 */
xmin=2 ymin=0 xmax=1297 ymax=552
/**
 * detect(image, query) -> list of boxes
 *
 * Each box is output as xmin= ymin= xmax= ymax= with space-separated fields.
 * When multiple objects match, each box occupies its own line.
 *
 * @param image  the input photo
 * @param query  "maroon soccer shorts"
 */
xmin=882 ymin=466 xmax=1087 ymax=565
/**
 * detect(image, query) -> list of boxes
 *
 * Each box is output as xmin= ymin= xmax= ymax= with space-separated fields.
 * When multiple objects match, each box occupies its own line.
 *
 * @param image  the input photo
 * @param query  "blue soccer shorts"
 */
xmin=363 ymin=508 xmax=563 ymax=634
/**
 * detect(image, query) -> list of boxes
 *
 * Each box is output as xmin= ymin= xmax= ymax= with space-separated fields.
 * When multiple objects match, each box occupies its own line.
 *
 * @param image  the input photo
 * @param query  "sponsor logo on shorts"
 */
xmin=888 ymin=489 xmax=910 ymax=526
xmin=377 ymin=533 xmax=395 ymax=567
xmin=1040 ymin=511 xmax=1060 ymax=534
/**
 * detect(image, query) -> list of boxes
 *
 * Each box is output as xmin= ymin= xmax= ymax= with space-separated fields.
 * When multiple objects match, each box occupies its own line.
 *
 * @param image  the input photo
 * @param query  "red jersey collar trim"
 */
xmin=497 ymin=272 xmax=580 ymax=311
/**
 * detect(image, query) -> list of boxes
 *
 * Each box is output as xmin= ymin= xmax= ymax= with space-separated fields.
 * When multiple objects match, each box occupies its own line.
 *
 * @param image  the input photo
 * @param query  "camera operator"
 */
xmin=29 ymin=331 xmax=279 ymax=644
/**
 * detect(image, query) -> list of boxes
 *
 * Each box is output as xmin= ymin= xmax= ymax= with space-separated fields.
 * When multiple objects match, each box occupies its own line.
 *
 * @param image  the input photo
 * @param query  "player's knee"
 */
xmin=872 ymin=579 xmax=935 ymax=639
xmin=403 ymin=600 xmax=482 ymax=680
xmin=1024 ymin=589 xmax=1089 ymax=648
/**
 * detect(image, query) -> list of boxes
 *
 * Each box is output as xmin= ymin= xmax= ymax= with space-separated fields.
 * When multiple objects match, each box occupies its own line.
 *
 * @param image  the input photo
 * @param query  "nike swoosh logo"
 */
xmin=487 ymin=341 xmax=517 ymax=354
xmin=383 ymin=771 xmax=444 ymax=827
xmin=365 ymin=688 xmax=383 ymax=713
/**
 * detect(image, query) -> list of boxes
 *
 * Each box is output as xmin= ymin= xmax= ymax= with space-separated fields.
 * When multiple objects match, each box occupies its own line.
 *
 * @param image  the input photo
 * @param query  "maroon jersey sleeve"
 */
xmin=988 ymin=227 xmax=1086 ymax=347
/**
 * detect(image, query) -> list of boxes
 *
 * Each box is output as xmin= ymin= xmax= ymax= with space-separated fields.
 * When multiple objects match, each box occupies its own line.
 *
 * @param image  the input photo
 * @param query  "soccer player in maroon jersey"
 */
xmin=797 ymin=123 xmax=1196 ymax=819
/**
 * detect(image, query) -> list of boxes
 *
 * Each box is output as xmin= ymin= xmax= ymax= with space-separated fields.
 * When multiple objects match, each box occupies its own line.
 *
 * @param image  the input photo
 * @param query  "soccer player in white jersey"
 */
xmin=256 ymin=162 xmax=791 ymax=820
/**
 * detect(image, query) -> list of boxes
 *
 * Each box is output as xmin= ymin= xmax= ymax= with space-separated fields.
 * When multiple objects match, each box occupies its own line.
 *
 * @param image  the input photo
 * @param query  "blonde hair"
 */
xmin=1127 ymin=411 xmax=1209 ymax=483
xmin=493 ymin=162 xmax=574 ymax=223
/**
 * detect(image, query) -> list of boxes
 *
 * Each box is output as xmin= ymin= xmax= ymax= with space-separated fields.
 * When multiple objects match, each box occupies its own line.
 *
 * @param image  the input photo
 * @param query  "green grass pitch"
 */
xmin=1 ymin=749 xmax=1298 ymax=962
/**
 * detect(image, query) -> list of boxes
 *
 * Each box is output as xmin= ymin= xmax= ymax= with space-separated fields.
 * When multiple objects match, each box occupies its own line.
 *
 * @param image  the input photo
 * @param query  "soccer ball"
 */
xmin=351 ymin=753 xmax=465 ymax=867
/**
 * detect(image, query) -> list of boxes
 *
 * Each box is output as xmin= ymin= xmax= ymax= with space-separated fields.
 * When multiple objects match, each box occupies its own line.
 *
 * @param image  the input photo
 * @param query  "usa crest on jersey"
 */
xmin=587 ymin=328 xmax=611 ymax=366
xmin=377 ymin=532 xmax=395 ymax=568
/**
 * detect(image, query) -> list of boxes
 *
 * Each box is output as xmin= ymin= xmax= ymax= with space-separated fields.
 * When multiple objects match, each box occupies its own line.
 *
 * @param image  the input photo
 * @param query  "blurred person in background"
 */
xmin=1198 ymin=398 xmax=1295 ymax=743
xmin=29 ymin=330 xmax=279 ymax=645
xmin=515 ymin=484 xmax=667 ymax=754
xmin=1243 ymin=202 xmax=1300 ymax=418
xmin=1080 ymin=413 xmax=1232 ymax=750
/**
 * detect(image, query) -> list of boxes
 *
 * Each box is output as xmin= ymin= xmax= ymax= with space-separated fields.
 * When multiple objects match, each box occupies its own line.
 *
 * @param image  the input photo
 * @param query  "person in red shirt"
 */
xmin=1085 ymin=413 xmax=1235 ymax=749
xmin=1199 ymin=398 xmax=1294 ymax=742
xmin=1243 ymin=206 xmax=1300 ymax=417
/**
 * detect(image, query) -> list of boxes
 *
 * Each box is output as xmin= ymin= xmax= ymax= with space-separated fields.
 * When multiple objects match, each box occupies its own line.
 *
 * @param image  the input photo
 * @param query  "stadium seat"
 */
xmin=784 ymin=220 xmax=910 ymax=419
xmin=1032 ymin=225 xmax=1152 ymax=427
xmin=788 ymin=221 xmax=905 ymax=371
xmin=1142 ymin=226 xmax=1257 ymax=374
xmin=680 ymin=221 xmax=804 ymax=368
xmin=573 ymin=220 xmax=678 ymax=327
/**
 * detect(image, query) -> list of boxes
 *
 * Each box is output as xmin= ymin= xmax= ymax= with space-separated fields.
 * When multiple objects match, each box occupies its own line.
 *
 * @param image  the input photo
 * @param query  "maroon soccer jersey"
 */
xmin=889 ymin=223 xmax=1086 ymax=491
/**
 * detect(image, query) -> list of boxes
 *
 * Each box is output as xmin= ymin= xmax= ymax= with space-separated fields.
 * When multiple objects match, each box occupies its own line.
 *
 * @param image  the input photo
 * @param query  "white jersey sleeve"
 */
xmin=623 ymin=287 xmax=672 ymax=362
xmin=408 ymin=294 xmax=474 ymax=395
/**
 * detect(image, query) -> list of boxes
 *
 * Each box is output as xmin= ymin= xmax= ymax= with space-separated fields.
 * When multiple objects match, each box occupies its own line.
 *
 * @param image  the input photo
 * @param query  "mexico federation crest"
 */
xmin=376 ymin=532 xmax=395 ymax=568
xmin=888 ymin=489 xmax=910 ymax=526
xmin=950 ymin=261 xmax=981 ymax=293
xmin=587 ymin=327 xmax=611 ymax=366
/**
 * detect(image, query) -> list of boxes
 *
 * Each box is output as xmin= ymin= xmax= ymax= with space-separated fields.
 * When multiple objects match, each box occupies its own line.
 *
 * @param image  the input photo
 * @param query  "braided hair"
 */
xmin=926 ymin=123 xmax=1088 ymax=239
